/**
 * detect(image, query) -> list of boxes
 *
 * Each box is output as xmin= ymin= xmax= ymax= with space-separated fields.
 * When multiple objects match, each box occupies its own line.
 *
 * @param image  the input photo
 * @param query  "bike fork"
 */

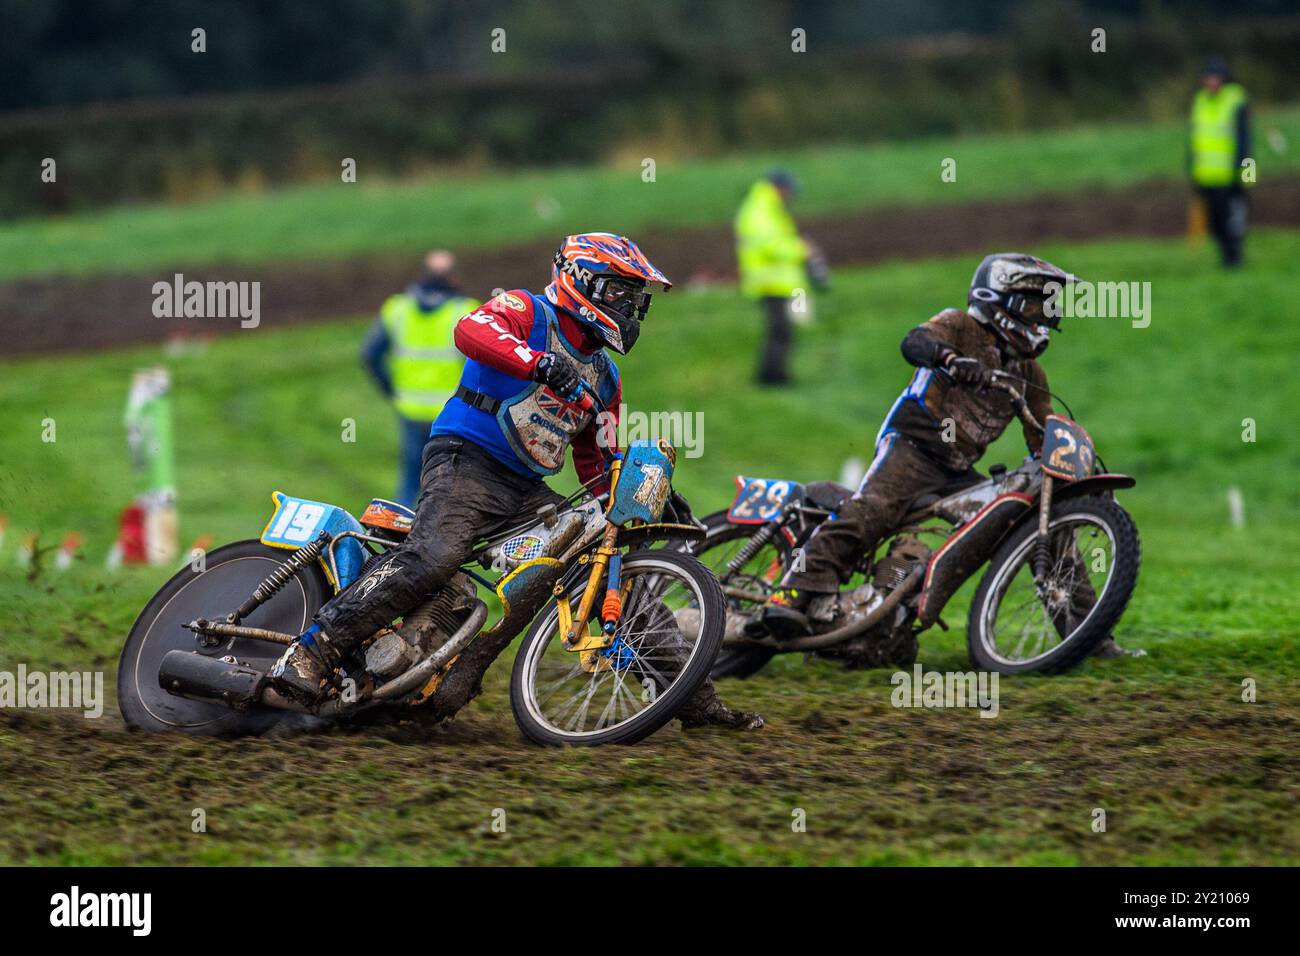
xmin=1032 ymin=474 xmax=1054 ymax=582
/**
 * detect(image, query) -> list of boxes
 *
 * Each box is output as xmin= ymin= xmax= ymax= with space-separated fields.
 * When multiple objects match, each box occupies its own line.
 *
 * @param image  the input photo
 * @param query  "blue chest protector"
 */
xmin=431 ymin=294 xmax=620 ymax=479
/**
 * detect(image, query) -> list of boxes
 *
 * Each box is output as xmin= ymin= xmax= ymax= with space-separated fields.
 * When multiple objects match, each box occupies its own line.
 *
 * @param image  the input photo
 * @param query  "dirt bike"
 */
xmin=683 ymin=371 xmax=1140 ymax=679
xmin=117 ymin=385 xmax=721 ymax=746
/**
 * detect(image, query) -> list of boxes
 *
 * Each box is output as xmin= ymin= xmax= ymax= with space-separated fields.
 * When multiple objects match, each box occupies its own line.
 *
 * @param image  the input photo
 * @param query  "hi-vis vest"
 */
xmin=382 ymin=293 xmax=478 ymax=420
xmin=1191 ymin=83 xmax=1246 ymax=188
xmin=735 ymin=179 xmax=808 ymax=299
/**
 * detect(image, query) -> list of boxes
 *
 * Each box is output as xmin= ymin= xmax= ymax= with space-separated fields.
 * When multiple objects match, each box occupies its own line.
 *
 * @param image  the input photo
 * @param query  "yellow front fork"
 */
xmin=562 ymin=525 xmax=620 ymax=653
xmin=553 ymin=457 xmax=629 ymax=671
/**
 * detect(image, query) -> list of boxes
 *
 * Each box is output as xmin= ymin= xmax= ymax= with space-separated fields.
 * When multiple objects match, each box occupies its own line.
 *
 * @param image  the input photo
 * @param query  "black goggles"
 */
xmin=591 ymin=275 xmax=652 ymax=320
xmin=1006 ymin=291 xmax=1060 ymax=330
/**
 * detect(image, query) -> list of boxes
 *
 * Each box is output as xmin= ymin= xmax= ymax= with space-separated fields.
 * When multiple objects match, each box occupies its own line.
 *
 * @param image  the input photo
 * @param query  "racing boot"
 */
xmin=758 ymin=586 xmax=816 ymax=639
xmin=269 ymin=624 xmax=345 ymax=706
xmin=678 ymin=678 xmax=765 ymax=730
xmin=1092 ymin=636 xmax=1146 ymax=659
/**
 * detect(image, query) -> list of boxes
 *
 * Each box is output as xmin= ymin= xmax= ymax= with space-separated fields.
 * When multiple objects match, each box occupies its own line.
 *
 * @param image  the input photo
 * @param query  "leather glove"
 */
xmin=943 ymin=352 xmax=991 ymax=388
xmin=532 ymin=352 xmax=584 ymax=400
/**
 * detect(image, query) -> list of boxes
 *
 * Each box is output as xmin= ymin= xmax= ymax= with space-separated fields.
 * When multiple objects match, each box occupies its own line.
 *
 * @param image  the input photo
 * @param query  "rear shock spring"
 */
xmin=726 ymin=522 xmax=777 ymax=577
xmin=228 ymin=531 xmax=331 ymax=624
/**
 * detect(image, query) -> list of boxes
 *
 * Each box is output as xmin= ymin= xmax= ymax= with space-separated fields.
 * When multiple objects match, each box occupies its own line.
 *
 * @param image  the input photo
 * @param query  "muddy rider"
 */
xmin=271 ymin=233 xmax=762 ymax=727
xmin=762 ymin=252 xmax=1141 ymax=659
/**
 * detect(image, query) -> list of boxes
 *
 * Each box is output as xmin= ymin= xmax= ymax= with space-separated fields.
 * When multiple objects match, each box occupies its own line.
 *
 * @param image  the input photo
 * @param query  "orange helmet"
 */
xmin=545 ymin=233 xmax=671 ymax=354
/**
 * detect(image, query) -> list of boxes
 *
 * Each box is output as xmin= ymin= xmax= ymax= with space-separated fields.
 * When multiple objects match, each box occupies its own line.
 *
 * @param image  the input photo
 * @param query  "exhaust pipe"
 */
xmin=726 ymin=566 xmax=923 ymax=652
xmin=779 ymin=567 xmax=922 ymax=651
xmin=159 ymin=598 xmax=490 ymax=716
xmin=158 ymin=651 xmax=267 ymax=710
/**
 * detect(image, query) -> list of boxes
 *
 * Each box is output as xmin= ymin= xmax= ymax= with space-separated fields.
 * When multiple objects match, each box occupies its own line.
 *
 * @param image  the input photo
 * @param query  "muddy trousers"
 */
xmin=315 ymin=434 xmax=750 ymax=724
xmin=783 ymin=432 xmax=978 ymax=594
xmin=316 ymin=435 xmax=564 ymax=648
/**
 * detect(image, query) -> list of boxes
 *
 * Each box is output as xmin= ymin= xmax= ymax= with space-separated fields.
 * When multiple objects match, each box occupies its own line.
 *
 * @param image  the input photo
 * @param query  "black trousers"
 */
xmin=316 ymin=435 xmax=563 ymax=647
xmin=757 ymin=296 xmax=793 ymax=385
xmin=1199 ymin=186 xmax=1247 ymax=267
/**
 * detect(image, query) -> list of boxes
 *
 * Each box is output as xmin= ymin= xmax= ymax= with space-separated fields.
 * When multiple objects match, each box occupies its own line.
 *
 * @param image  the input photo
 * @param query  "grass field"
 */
xmin=1 ymin=231 xmax=1297 ymax=864
xmin=4 ymin=107 xmax=1300 ymax=282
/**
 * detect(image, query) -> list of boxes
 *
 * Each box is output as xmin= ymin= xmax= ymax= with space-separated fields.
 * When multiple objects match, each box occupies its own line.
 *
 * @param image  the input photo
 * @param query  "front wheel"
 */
xmin=967 ymin=495 xmax=1140 ymax=675
xmin=510 ymin=550 xmax=725 ymax=745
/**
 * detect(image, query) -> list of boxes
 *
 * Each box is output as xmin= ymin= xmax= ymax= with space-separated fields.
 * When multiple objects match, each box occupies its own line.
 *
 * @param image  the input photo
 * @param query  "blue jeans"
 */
xmin=397 ymin=416 xmax=434 ymax=508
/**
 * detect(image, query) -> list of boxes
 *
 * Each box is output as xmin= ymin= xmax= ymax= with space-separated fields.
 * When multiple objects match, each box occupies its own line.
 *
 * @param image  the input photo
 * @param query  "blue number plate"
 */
xmin=607 ymin=440 xmax=677 ymax=527
xmin=261 ymin=493 xmax=337 ymax=547
xmin=259 ymin=491 xmax=370 ymax=591
xmin=728 ymin=476 xmax=803 ymax=524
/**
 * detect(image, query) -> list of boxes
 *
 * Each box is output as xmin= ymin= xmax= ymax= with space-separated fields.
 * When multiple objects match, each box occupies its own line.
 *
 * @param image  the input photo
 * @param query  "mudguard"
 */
xmin=917 ymin=493 xmax=1034 ymax=627
xmin=260 ymin=491 xmax=369 ymax=592
xmin=993 ymin=472 xmax=1137 ymax=549
xmin=1050 ymin=472 xmax=1136 ymax=499
xmin=617 ymin=521 xmax=707 ymax=547
xmin=496 ymin=557 xmax=565 ymax=619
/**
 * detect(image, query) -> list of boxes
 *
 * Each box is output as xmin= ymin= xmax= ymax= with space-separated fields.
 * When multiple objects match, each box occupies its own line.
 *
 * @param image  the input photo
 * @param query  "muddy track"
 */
xmin=2 ymin=673 xmax=1296 ymax=865
xmin=6 ymin=177 xmax=1300 ymax=358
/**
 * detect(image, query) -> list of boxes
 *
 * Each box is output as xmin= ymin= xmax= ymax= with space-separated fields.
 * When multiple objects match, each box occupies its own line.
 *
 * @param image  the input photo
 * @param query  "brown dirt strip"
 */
xmin=5 ymin=177 xmax=1300 ymax=358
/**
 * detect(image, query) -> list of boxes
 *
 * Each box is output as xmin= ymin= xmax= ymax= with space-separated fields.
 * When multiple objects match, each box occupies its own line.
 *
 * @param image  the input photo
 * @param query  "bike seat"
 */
xmin=805 ymin=480 xmax=854 ymax=511
xmin=360 ymin=498 xmax=415 ymax=535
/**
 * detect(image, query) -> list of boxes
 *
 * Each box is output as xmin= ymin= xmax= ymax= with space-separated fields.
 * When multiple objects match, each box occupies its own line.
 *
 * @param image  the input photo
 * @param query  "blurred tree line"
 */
xmin=3 ymin=0 xmax=1299 ymax=216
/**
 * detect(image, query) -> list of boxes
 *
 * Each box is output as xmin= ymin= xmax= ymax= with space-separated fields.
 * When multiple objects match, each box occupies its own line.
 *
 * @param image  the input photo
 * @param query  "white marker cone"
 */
xmin=1227 ymin=487 xmax=1245 ymax=529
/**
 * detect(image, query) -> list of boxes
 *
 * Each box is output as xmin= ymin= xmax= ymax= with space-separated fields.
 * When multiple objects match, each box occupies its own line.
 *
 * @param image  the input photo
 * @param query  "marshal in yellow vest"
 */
xmin=381 ymin=294 xmax=479 ymax=420
xmin=735 ymin=180 xmax=809 ymax=299
xmin=1191 ymin=83 xmax=1247 ymax=188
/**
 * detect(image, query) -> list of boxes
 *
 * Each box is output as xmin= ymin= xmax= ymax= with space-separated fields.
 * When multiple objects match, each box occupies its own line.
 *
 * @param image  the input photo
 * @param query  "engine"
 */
xmin=872 ymin=534 xmax=931 ymax=593
xmin=363 ymin=573 xmax=476 ymax=681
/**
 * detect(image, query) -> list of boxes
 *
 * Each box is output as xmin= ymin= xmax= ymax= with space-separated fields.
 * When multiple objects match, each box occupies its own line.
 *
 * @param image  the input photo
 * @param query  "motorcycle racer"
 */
xmin=762 ymin=252 xmax=1140 ymax=659
xmin=272 ymin=232 xmax=763 ymax=727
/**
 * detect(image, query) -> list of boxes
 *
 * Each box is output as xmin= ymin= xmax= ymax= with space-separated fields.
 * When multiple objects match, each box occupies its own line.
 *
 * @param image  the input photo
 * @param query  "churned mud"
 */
xmin=2 ymin=661 xmax=1294 ymax=865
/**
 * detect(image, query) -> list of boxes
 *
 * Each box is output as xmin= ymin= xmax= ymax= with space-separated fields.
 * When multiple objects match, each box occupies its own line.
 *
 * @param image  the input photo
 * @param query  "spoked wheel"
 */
xmin=117 ymin=540 xmax=330 ymax=734
xmin=968 ymin=495 xmax=1140 ymax=675
xmin=510 ymin=550 xmax=724 ymax=745
xmin=686 ymin=511 xmax=786 ymax=679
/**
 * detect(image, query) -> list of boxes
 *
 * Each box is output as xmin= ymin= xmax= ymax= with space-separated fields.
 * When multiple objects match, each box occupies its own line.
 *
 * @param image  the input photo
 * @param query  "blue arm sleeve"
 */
xmin=360 ymin=317 xmax=394 ymax=398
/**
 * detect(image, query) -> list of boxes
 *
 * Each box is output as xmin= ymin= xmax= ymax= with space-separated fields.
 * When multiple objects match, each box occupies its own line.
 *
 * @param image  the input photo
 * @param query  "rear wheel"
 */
xmin=686 ymin=511 xmax=785 ymax=679
xmin=510 ymin=550 xmax=725 ymax=745
xmin=968 ymin=495 xmax=1140 ymax=675
xmin=117 ymin=540 xmax=331 ymax=734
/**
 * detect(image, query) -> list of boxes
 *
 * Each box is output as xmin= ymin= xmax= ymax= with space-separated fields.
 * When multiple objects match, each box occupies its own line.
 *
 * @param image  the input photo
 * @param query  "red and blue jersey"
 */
xmin=432 ymin=290 xmax=622 ymax=493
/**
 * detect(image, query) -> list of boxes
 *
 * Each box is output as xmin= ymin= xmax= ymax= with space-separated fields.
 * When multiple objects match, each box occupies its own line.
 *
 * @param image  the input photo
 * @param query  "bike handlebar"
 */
xmin=989 ymin=371 xmax=1043 ymax=435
